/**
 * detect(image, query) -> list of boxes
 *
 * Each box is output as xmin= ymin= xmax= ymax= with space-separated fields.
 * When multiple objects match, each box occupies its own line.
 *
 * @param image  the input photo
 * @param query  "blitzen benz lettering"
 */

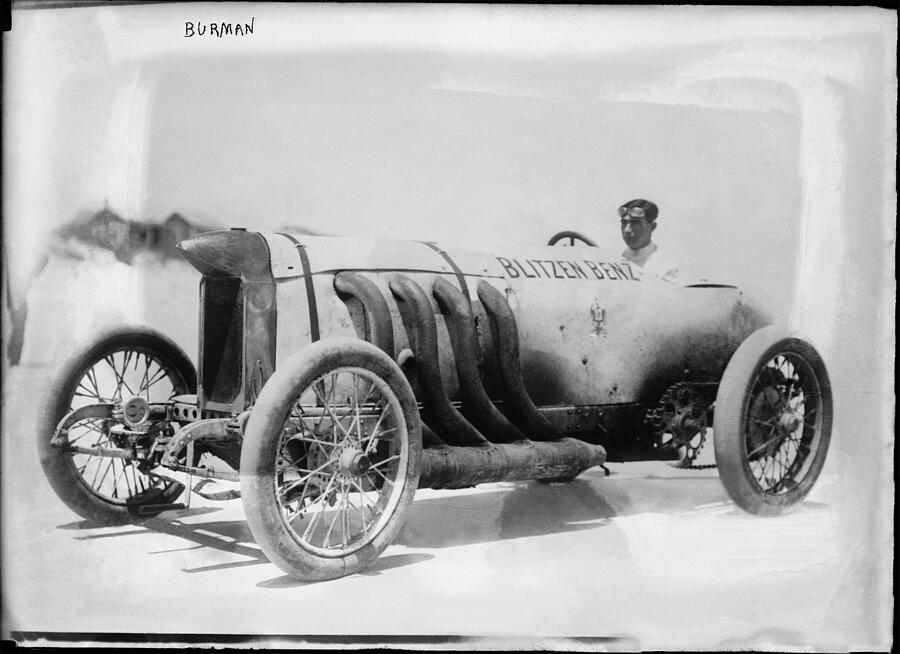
xmin=495 ymin=257 xmax=637 ymax=281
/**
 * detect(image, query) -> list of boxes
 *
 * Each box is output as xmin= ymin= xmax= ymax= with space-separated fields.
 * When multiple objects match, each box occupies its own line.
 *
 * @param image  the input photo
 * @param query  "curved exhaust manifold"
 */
xmin=476 ymin=280 xmax=562 ymax=441
xmin=431 ymin=277 xmax=525 ymax=443
xmin=388 ymin=273 xmax=607 ymax=487
xmin=334 ymin=271 xmax=395 ymax=357
xmin=389 ymin=274 xmax=489 ymax=447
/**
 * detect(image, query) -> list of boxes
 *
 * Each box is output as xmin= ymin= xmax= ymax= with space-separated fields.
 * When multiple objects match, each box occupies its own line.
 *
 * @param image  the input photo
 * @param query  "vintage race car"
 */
xmin=38 ymin=228 xmax=833 ymax=580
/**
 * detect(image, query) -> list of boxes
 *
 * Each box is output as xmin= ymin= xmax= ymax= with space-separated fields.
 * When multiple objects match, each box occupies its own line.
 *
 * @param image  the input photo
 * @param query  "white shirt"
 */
xmin=622 ymin=242 xmax=680 ymax=283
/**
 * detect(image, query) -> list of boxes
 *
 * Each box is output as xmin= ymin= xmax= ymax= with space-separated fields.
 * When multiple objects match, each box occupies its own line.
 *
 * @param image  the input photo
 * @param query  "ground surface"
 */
xmin=2 ymin=360 xmax=873 ymax=651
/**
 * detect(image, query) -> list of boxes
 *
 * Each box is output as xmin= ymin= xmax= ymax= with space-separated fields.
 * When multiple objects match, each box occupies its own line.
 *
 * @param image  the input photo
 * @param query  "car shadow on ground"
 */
xmin=62 ymin=506 xmax=269 ymax=573
xmin=255 ymin=552 xmax=437 ymax=589
xmin=60 ymin=508 xmax=439 ymax=583
xmin=56 ymin=467 xmax=735 ymax=567
xmin=395 ymin=478 xmax=618 ymax=548
xmin=395 ymin=467 xmax=738 ymax=548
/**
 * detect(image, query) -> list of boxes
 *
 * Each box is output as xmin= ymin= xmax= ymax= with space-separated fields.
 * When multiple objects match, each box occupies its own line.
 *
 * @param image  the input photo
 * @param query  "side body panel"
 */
xmin=263 ymin=234 xmax=758 ymax=407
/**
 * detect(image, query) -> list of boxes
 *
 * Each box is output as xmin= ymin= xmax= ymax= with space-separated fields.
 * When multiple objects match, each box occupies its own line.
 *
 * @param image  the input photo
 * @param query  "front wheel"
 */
xmin=713 ymin=327 xmax=833 ymax=515
xmin=37 ymin=327 xmax=197 ymax=525
xmin=241 ymin=338 xmax=422 ymax=581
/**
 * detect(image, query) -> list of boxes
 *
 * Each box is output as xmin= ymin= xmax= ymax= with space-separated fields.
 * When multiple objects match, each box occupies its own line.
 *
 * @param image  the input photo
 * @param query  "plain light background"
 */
xmin=2 ymin=4 xmax=895 ymax=650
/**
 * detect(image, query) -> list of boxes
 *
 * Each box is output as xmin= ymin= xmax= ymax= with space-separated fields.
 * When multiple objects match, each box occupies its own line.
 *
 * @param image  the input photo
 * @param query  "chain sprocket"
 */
xmin=646 ymin=382 xmax=719 ymax=469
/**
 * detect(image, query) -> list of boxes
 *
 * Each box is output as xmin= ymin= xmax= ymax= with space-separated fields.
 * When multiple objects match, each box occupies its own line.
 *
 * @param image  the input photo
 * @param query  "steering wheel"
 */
xmin=546 ymin=231 xmax=596 ymax=247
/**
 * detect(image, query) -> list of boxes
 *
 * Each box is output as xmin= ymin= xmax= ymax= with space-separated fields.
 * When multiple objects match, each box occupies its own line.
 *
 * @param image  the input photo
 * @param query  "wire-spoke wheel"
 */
xmin=241 ymin=338 xmax=422 ymax=581
xmin=37 ymin=327 xmax=196 ymax=525
xmin=714 ymin=326 xmax=833 ymax=515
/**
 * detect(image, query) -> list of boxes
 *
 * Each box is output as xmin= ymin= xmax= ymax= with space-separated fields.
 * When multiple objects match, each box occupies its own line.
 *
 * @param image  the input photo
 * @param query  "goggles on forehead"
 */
xmin=618 ymin=206 xmax=647 ymax=219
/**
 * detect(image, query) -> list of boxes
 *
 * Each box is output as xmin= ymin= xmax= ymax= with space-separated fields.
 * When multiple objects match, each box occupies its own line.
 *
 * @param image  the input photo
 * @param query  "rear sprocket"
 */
xmin=648 ymin=382 xmax=718 ymax=469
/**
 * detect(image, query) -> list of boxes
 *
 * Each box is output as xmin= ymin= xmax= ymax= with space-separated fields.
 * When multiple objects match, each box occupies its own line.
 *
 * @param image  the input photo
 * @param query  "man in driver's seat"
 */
xmin=618 ymin=198 xmax=679 ymax=283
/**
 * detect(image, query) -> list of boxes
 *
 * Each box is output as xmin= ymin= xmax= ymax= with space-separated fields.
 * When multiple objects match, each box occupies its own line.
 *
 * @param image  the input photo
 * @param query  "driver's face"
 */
xmin=620 ymin=216 xmax=655 ymax=250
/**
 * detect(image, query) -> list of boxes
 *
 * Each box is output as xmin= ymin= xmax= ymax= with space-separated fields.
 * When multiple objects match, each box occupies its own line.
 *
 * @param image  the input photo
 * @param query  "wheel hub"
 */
xmin=777 ymin=410 xmax=802 ymax=435
xmin=122 ymin=396 xmax=151 ymax=427
xmin=339 ymin=448 xmax=371 ymax=477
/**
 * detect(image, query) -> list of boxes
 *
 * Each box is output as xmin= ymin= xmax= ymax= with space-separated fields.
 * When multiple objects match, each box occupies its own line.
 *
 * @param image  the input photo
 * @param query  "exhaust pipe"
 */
xmin=389 ymin=274 xmax=489 ymax=447
xmin=476 ymin=280 xmax=562 ymax=441
xmin=334 ymin=271 xmax=395 ymax=357
xmin=419 ymin=438 xmax=606 ymax=489
xmin=432 ymin=277 xmax=525 ymax=443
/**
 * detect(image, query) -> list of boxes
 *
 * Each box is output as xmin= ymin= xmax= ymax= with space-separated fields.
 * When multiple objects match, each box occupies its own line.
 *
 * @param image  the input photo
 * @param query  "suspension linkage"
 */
xmin=62 ymin=444 xmax=138 ymax=460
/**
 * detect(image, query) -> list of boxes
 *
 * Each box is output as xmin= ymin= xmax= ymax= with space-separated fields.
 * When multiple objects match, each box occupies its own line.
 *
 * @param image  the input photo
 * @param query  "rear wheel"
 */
xmin=241 ymin=338 xmax=422 ymax=581
xmin=37 ymin=327 xmax=197 ymax=525
xmin=714 ymin=327 xmax=833 ymax=515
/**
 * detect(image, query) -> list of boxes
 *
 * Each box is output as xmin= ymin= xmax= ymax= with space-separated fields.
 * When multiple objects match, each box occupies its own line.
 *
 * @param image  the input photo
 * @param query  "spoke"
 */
xmin=362 ymin=407 xmax=391 ymax=454
xmin=760 ymin=419 xmax=779 ymax=444
xmin=121 ymin=461 xmax=134 ymax=497
xmin=751 ymin=415 xmax=779 ymax=427
xmin=313 ymin=385 xmax=355 ymax=443
xmin=278 ymin=455 xmax=334 ymax=478
xmin=109 ymin=460 xmax=120 ymax=498
xmin=285 ymin=468 xmax=321 ymax=518
xmin=74 ymin=379 xmax=99 ymax=398
xmin=781 ymin=447 xmax=794 ymax=482
xmin=368 ymin=454 xmax=401 ymax=470
xmin=785 ymin=449 xmax=800 ymax=477
xmin=76 ymin=457 xmax=97 ymax=475
xmin=766 ymin=453 xmax=779 ymax=488
xmin=771 ymin=450 xmax=784 ymax=487
xmin=341 ymin=486 xmax=351 ymax=548
xmin=282 ymin=496 xmax=305 ymax=522
xmin=97 ymin=457 xmax=116 ymax=490
xmin=774 ymin=448 xmax=785 ymax=480
xmin=104 ymin=354 xmax=134 ymax=399
xmin=89 ymin=454 xmax=104 ymax=486
xmin=119 ymin=358 xmax=139 ymax=397
xmin=352 ymin=375 xmax=363 ymax=448
xmin=121 ymin=349 xmax=135 ymax=379
xmin=761 ymin=458 xmax=775 ymax=491
xmin=313 ymin=374 xmax=339 ymax=437
xmin=283 ymin=431 xmax=340 ymax=448
xmin=368 ymin=465 xmax=393 ymax=485
xmin=108 ymin=459 xmax=125 ymax=497
xmin=107 ymin=353 xmax=130 ymax=398
xmin=323 ymin=482 xmax=345 ymax=548
xmin=755 ymin=455 xmax=772 ymax=490
xmin=86 ymin=366 xmax=102 ymax=397
xmin=349 ymin=478 xmax=381 ymax=533
xmin=140 ymin=355 xmax=151 ymax=398
xmin=312 ymin=386 xmax=328 ymax=434
xmin=353 ymin=379 xmax=379 ymax=447
xmin=67 ymin=422 xmax=107 ymax=445
xmin=278 ymin=467 xmax=333 ymax=499
xmin=349 ymin=479 xmax=370 ymax=532
xmin=141 ymin=365 xmax=170 ymax=396
xmin=358 ymin=380 xmax=379 ymax=407
xmin=302 ymin=472 xmax=340 ymax=541
xmin=783 ymin=376 xmax=799 ymax=398
xmin=789 ymin=438 xmax=802 ymax=464
xmin=300 ymin=489 xmax=327 ymax=541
